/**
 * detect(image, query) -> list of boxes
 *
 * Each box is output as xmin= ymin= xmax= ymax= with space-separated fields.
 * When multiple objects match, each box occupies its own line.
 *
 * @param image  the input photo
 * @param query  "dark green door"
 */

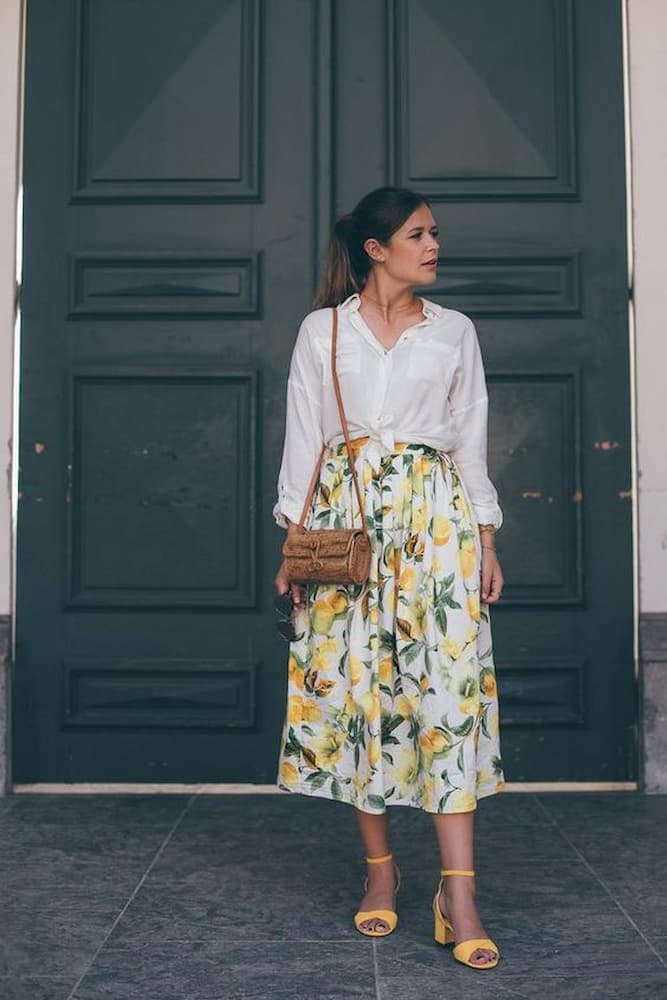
xmin=331 ymin=0 xmax=633 ymax=783
xmin=15 ymin=0 xmax=633 ymax=784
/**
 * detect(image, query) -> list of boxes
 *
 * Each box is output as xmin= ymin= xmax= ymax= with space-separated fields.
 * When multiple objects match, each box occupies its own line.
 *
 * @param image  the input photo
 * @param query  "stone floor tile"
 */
xmin=0 ymin=977 xmax=75 ymax=1000
xmin=0 ymin=792 xmax=664 ymax=999
xmin=72 ymin=940 xmax=377 ymax=1000
xmin=0 ymin=884 xmax=127 ymax=979
xmin=375 ymin=931 xmax=667 ymax=999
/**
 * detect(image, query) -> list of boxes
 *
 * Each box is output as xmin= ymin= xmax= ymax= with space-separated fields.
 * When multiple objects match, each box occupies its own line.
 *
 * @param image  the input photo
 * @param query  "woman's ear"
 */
xmin=363 ymin=237 xmax=385 ymax=263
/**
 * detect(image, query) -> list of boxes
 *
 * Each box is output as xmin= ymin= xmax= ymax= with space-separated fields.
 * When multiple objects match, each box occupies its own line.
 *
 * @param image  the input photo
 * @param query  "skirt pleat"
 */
xmin=277 ymin=440 xmax=505 ymax=814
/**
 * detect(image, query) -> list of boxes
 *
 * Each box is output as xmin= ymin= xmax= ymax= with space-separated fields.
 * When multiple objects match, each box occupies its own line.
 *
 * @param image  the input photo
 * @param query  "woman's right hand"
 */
xmin=274 ymin=520 xmax=305 ymax=608
xmin=274 ymin=560 xmax=304 ymax=609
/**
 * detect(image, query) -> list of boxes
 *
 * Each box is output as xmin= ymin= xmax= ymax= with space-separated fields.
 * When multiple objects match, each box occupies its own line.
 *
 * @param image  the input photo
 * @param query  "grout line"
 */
xmin=490 ymin=988 xmax=533 ymax=999
xmin=65 ymin=793 xmax=198 ymax=999
xmin=371 ymin=939 xmax=383 ymax=1000
xmin=98 ymin=937 xmax=375 ymax=947
xmin=480 ymin=984 xmax=532 ymax=1000
xmin=534 ymin=795 xmax=667 ymax=970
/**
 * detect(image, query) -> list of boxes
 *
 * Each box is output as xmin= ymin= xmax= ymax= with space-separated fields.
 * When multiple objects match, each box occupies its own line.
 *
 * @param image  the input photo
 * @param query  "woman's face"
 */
xmin=365 ymin=203 xmax=440 ymax=286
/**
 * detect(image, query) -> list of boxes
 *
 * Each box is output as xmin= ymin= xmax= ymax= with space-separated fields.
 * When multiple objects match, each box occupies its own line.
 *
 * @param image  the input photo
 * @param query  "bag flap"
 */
xmin=283 ymin=529 xmax=366 ymax=559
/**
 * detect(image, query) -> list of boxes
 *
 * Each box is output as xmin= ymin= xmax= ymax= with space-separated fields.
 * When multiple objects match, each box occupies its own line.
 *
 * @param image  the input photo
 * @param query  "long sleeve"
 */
xmin=273 ymin=315 xmax=325 ymax=529
xmin=447 ymin=319 xmax=503 ymax=530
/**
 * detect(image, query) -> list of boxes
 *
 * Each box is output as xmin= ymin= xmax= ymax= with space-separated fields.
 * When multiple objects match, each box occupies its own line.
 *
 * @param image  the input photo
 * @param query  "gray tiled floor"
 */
xmin=1 ymin=792 xmax=666 ymax=999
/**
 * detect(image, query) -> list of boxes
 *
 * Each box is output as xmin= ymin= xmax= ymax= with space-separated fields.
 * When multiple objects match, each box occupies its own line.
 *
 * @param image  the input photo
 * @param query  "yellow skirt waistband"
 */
xmin=328 ymin=435 xmax=411 ymax=456
xmin=327 ymin=435 xmax=452 ymax=458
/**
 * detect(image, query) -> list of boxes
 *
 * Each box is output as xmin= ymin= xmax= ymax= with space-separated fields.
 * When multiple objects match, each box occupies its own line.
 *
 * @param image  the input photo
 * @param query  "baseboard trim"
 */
xmin=501 ymin=781 xmax=637 ymax=791
xmin=9 ymin=780 xmax=638 ymax=794
xmin=11 ymin=782 xmax=285 ymax=794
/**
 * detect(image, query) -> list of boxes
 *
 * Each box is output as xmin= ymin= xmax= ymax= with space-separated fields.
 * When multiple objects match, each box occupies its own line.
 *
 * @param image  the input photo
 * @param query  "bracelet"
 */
xmin=481 ymin=544 xmax=496 ymax=551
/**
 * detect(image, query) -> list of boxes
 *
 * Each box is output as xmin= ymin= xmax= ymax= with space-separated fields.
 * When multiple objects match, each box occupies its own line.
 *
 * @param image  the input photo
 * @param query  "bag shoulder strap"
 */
xmin=295 ymin=307 xmax=367 ymax=529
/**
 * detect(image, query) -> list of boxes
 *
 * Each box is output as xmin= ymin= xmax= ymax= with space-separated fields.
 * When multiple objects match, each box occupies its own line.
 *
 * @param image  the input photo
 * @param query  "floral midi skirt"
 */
xmin=277 ymin=439 xmax=505 ymax=814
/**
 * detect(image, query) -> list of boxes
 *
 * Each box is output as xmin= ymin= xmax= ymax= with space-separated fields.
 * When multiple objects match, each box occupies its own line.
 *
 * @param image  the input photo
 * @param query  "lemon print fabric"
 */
xmin=277 ymin=442 xmax=505 ymax=814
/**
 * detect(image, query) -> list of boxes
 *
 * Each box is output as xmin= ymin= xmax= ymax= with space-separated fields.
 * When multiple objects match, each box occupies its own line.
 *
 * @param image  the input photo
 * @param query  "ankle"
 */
xmin=367 ymin=861 xmax=396 ymax=883
xmin=441 ymin=875 xmax=477 ymax=899
xmin=366 ymin=853 xmax=393 ymax=873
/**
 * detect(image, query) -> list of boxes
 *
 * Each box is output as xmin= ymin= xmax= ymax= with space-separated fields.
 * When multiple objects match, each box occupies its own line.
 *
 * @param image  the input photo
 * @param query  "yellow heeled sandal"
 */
xmin=354 ymin=852 xmax=401 ymax=938
xmin=432 ymin=868 xmax=499 ymax=969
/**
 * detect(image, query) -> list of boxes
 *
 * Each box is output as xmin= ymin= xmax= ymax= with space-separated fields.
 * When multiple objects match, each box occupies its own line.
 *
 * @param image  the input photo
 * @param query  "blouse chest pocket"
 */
xmin=406 ymin=340 xmax=459 ymax=385
xmin=326 ymin=341 xmax=362 ymax=380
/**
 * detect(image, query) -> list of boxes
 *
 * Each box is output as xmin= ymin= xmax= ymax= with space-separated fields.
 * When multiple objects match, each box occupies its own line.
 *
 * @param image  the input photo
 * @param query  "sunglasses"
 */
xmin=274 ymin=591 xmax=300 ymax=642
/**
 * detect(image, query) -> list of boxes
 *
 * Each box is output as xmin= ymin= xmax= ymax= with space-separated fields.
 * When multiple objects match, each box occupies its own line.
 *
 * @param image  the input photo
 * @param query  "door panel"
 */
xmin=16 ymin=0 xmax=318 ymax=781
xmin=335 ymin=0 xmax=633 ymax=781
xmin=15 ymin=0 xmax=633 ymax=783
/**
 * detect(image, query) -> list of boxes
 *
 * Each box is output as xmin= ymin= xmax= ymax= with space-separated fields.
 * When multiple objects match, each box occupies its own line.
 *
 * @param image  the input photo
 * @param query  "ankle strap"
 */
xmin=440 ymin=868 xmax=475 ymax=876
xmin=366 ymin=853 xmax=393 ymax=864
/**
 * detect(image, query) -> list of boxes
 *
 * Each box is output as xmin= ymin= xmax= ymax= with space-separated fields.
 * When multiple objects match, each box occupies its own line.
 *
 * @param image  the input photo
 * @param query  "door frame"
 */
xmin=1 ymin=0 xmax=640 ymax=793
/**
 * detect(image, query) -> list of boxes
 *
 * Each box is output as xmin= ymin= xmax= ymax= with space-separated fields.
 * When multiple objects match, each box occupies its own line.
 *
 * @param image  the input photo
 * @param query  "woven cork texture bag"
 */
xmin=282 ymin=527 xmax=371 ymax=585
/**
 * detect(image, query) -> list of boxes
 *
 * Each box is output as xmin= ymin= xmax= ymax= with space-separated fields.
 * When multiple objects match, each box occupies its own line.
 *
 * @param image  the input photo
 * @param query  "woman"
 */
xmin=273 ymin=187 xmax=505 ymax=970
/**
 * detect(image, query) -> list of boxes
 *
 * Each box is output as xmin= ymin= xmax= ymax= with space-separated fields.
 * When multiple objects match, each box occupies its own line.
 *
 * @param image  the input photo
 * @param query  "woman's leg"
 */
xmin=355 ymin=809 xmax=398 ymax=933
xmin=431 ymin=811 xmax=497 ymax=965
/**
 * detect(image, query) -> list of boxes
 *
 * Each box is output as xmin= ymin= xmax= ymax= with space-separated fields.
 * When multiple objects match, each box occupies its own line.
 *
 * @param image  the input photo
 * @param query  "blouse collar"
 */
xmin=339 ymin=291 xmax=440 ymax=322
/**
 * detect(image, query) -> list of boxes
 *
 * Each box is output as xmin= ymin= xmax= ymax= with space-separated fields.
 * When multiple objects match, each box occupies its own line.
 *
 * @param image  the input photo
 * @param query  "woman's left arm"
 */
xmin=447 ymin=319 xmax=504 ymax=604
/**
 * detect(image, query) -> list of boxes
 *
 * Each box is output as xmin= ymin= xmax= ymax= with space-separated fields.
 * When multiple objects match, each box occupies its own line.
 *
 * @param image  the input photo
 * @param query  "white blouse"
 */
xmin=273 ymin=292 xmax=503 ymax=531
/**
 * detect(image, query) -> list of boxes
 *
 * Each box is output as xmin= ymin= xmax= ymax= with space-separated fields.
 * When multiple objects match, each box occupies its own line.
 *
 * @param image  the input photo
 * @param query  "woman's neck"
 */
xmin=360 ymin=278 xmax=417 ymax=322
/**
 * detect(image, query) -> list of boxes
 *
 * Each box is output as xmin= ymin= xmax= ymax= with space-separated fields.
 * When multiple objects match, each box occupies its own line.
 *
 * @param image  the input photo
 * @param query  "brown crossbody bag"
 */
xmin=281 ymin=307 xmax=372 ymax=586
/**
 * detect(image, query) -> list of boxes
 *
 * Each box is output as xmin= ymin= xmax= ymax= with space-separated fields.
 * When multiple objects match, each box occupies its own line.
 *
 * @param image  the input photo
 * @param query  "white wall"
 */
xmin=0 ymin=0 xmax=664 ymax=618
xmin=0 ymin=0 xmax=22 ymax=619
xmin=627 ymin=0 xmax=667 ymax=614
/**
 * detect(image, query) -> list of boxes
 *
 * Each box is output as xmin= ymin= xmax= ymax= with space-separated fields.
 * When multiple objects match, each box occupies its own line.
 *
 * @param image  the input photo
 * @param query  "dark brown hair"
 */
xmin=313 ymin=186 xmax=429 ymax=308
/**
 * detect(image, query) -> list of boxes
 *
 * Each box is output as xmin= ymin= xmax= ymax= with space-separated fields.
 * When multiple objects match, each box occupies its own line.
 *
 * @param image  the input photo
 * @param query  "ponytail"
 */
xmin=313 ymin=215 xmax=365 ymax=308
xmin=313 ymin=187 xmax=428 ymax=309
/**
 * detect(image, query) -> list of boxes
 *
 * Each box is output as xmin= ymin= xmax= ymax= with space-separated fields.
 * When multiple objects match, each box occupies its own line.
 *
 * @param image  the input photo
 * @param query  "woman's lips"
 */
xmin=421 ymin=261 xmax=437 ymax=269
